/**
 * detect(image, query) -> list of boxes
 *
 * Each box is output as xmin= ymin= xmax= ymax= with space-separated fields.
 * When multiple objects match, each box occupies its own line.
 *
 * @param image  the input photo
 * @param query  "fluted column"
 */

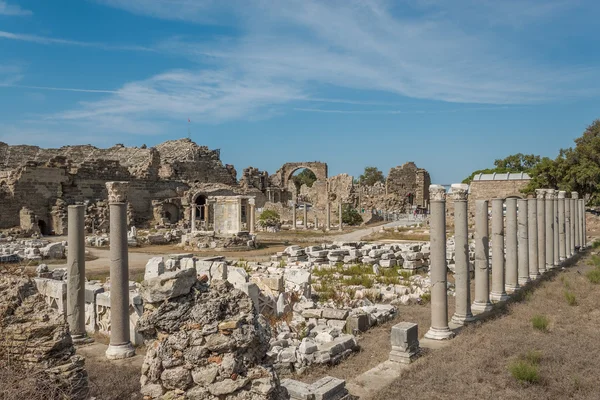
xmin=572 ymin=192 xmax=580 ymax=249
xmin=472 ymin=200 xmax=493 ymax=313
xmin=581 ymin=199 xmax=587 ymax=248
xmin=518 ymin=199 xmax=530 ymax=285
xmin=105 ymin=182 xmax=135 ymax=360
xmin=558 ymin=191 xmax=566 ymax=262
xmin=450 ymin=184 xmax=474 ymax=324
xmin=425 ymin=185 xmax=454 ymax=340
xmin=505 ymin=198 xmax=519 ymax=293
xmin=536 ymin=189 xmax=546 ymax=274
xmin=545 ymin=189 xmax=555 ymax=270
xmin=490 ymin=198 xmax=508 ymax=302
xmin=67 ymin=204 xmax=88 ymax=343
xmin=528 ymin=198 xmax=540 ymax=280
xmin=569 ymin=196 xmax=576 ymax=256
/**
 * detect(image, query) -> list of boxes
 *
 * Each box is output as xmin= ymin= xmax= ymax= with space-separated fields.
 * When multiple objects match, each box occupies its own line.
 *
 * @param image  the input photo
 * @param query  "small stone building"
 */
xmin=468 ymin=172 xmax=531 ymax=215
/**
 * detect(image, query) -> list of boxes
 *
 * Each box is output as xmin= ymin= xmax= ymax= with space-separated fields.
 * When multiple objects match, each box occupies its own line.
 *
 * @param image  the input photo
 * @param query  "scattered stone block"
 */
xmin=389 ymin=322 xmax=419 ymax=364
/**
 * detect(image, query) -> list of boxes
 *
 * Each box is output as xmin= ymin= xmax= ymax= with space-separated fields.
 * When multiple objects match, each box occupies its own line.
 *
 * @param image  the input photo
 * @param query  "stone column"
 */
xmin=204 ymin=204 xmax=210 ymax=229
xmin=490 ymin=198 xmax=508 ymax=302
xmin=517 ymin=199 xmax=530 ymax=286
xmin=292 ymin=205 xmax=297 ymax=230
xmin=314 ymin=215 xmax=319 ymax=231
xmin=553 ymin=192 xmax=559 ymax=266
xmin=472 ymin=200 xmax=493 ymax=313
xmin=67 ymin=204 xmax=88 ymax=343
xmin=545 ymin=189 xmax=555 ymax=270
xmin=326 ymin=202 xmax=331 ymax=231
xmin=425 ymin=185 xmax=454 ymax=340
xmin=565 ymin=196 xmax=571 ymax=258
xmin=505 ymin=198 xmax=519 ymax=293
xmin=249 ymin=199 xmax=255 ymax=235
xmin=536 ymin=190 xmax=546 ymax=274
xmin=573 ymin=192 xmax=579 ymax=249
xmin=105 ymin=182 xmax=135 ymax=360
xmin=303 ymin=204 xmax=308 ymax=230
xmin=450 ymin=184 xmax=474 ymax=324
xmin=190 ymin=205 xmax=196 ymax=232
xmin=528 ymin=198 xmax=540 ymax=280
xmin=558 ymin=191 xmax=566 ymax=262
xmin=338 ymin=203 xmax=343 ymax=232
xmin=570 ymin=196 xmax=576 ymax=255
xmin=581 ymin=199 xmax=587 ymax=248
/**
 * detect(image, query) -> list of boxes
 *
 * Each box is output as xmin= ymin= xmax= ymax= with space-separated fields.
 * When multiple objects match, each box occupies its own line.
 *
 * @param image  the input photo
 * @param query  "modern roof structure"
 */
xmin=472 ymin=172 xmax=531 ymax=181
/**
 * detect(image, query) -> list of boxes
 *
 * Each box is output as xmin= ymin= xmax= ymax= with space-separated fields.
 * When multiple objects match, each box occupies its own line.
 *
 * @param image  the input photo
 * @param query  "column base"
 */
xmin=505 ymin=284 xmax=520 ymax=294
xmin=546 ymin=263 xmax=554 ymax=270
xmin=424 ymin=327 xmax=455 ymax=340
xmin=471 ymin=301 xmax=493 ymax=314
xmin=451 ymin=313 xmax=476 ymax=325
xmin=518 ymin=277 xmax=531 ymax=285
xmin=528 ymin=273 xmax=541 ymax=281
xmin=106 ymin=343 xmax=135 ymax=360
xmin=490 ymin=291 xmax=509 ymax=302
xmin=559 ymin=257 xmax=566 ymax=262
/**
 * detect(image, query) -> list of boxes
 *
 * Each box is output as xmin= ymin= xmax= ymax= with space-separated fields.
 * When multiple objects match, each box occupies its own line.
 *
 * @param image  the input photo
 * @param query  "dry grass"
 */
xmin=376 ymin=250 xmax=600 ymax=400
xmin=86 ymin=358 xmax=142 ymax=400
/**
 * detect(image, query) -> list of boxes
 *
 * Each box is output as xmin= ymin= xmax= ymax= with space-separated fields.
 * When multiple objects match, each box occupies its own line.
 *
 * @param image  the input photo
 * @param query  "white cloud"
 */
xmin=0 ymin=1 xmax=31 ymax=16
xmin=0 ymin=31 xmax=155 ymax=52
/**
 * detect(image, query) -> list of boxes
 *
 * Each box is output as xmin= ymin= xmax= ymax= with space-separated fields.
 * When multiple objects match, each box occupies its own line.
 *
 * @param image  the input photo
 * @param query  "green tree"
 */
xmin=342 ymin=204 xmax=363 ymax=225
xmin=463 ymin=153 xmax=541 ymax=184
xmin=292 ymin=169 xmax=317 ymax=189
xmin=359 ymin=166 xmax=385 ymax=186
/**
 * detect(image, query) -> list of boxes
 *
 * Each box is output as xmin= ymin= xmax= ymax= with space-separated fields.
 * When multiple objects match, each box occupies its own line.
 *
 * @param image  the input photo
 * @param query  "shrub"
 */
xmin=564 ymin=290 xmax=578 ymax=306
xmin=258 ymin=210 xmax=280 ymax=228
xmin=509 ymin=360 xmax=540 ymax=384
xmin=531 ymin=315 xmax=549 ymax=332
xmin=586 ymin=268 xmax=600 ymax=284
xmin=342 ymin=205 xmax=363 ymax=226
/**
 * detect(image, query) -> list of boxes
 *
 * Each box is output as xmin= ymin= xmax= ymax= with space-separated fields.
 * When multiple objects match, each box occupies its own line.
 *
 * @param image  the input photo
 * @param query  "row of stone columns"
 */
xmin=291 ymin=202 xmax=344 ymax=231
xmin=425 ymin=185 xmax=586 ymax=341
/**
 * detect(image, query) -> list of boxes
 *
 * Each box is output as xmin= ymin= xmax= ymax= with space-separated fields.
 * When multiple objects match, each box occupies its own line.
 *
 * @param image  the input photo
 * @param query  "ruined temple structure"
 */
xmin=0 ymin=139 xmax=431 ymax=234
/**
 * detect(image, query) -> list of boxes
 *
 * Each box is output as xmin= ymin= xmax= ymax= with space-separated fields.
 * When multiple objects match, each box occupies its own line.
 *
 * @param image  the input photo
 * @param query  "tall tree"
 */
xmin=359 ymin=166 xmax=385 ymax=186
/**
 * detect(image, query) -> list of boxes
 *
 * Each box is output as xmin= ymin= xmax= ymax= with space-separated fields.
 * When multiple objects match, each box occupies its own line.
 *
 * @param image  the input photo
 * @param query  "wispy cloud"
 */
xmin=0 ymin=1 xmax=31 ymax=16
xmin=0 ymin=83 xmax=119 ymax=93
xmin=0 ymin=30 xmax=155 ymax=52
xmin=35 ymin=0 xmax=600 ymax=129
xmin=0 ymin=64 xmax=23 ymax=85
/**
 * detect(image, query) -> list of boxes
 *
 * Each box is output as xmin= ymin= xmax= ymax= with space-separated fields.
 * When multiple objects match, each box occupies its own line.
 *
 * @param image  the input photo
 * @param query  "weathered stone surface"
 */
xmin=140 ymin=268 xmax=197 ymax=303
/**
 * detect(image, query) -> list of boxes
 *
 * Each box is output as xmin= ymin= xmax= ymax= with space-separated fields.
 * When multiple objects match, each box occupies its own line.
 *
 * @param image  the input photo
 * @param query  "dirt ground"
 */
xmin=375 ymin=248 xmax=600 ymax=400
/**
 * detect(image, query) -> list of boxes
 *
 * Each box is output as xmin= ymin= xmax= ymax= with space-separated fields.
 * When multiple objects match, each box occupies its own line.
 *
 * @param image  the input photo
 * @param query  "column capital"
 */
xmin=558 ymin=190 xmax=566 ymax=199
xmin=106 ymin=181 xmax=129 ymax=203
xmin=571 ymin=192 xmax=579 ymax=199
xmin=248 ymin=197 xmax=256 ymax=206
xmin=450 ymin=183 xmax=469 ymax=201
xmin=429 ymin=184 xmax=446 ymax=201
xmin=546 ymin=189 xmax=556 ymax=199
xmin=535 ymin=189 xmax=546 ymax=199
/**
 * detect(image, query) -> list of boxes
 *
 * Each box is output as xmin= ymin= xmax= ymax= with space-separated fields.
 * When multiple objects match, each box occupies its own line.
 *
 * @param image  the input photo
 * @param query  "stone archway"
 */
xmin=278 ymin=162 xmax=328 ymax=189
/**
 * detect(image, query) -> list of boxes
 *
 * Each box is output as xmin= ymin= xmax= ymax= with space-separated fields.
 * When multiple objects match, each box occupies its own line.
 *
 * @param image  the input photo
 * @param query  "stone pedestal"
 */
xmin=528 ymin=198 xmax=540 ymax=280
xmin=105 ymin=182 xmax=135 ymax=360
xmin=518 ymin=199 xmax=530 ymax=285
xmin=536 ymin=190 xmax=546 ymax=274
xmin=545 ymin=189 xmax=555 ymax=270
xmin=490 ymin=198 xmax=508 ymax=302
xmin=558 ymin=191 xmax=566 ymax=262
xmin=505 ymin=198 xmax=519 ymax=293
xmin=424 ymin=185 xmax=454 ymax=340
xmin=389 ymin=322 xmax=419 ymax=363
xmin=572 ymin=192 xmax=579 ymax=249
xmin=472 ymin=200 xmax=493 ymax=313
xmin=67 ymin=204 xmax=90 ymax=343
xmin=450 ymin=184 xmax=474 ymax=324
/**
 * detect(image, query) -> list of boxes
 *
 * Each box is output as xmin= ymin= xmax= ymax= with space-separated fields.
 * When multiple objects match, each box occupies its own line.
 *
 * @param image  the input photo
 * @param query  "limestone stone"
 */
xmin=140 ymin=268 xmax=197 ymax=303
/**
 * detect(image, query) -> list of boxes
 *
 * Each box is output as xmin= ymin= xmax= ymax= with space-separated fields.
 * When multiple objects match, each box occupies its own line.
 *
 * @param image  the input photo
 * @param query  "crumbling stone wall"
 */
xmin=386 ymin=162 xmax=430 ymax=208
xmin=468 ymin=179 xmax=529 ymax=215
xmin=0 ymin=274 xmax=89 ymax=399
xmin=137 ymin=277 xmax=286 ymax=399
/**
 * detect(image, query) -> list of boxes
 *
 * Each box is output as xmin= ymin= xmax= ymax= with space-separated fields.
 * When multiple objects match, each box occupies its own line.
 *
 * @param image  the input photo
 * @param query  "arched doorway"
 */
xmin=195 ymin=195 xmax=207 ymax=221
xmin=290 ymin=168 xmax=317 ymax=202
xmin=38 ymin=220 xmax=49 ymax=235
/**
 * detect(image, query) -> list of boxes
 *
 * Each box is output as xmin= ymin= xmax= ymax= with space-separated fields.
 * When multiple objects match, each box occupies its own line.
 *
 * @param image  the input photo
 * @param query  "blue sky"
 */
xmin=1 ymin=0 xmax=600 ymax=184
